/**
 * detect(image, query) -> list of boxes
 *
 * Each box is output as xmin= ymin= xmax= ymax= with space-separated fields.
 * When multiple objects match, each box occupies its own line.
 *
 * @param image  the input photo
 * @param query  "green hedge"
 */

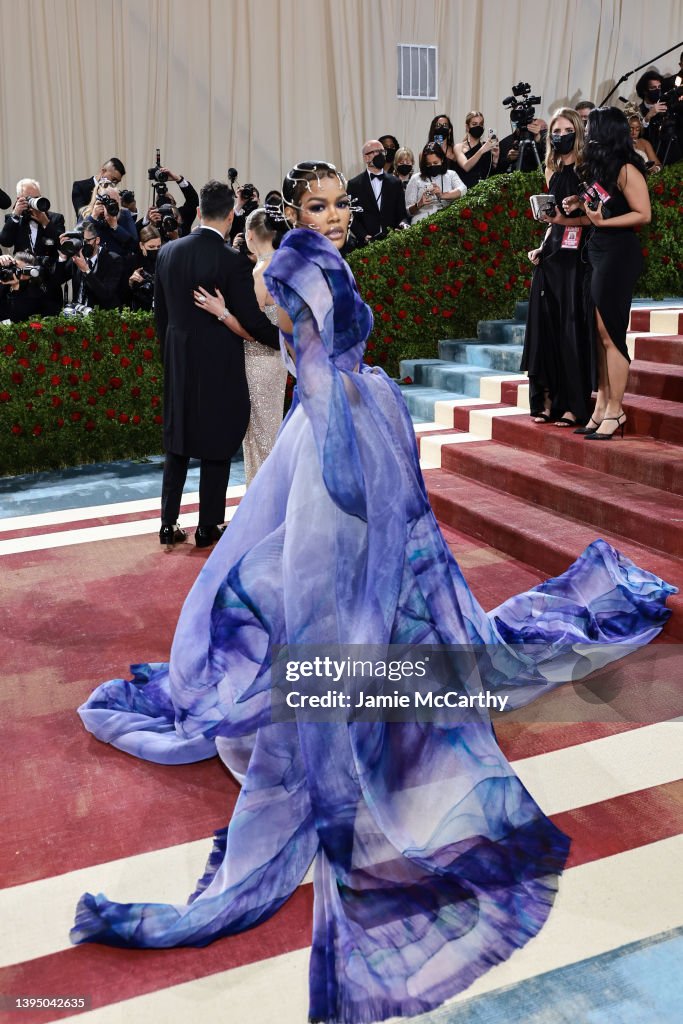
xmin=347 ymin=166 xmax=683 ymax=376
xmin=1 ymin=167 xmax=681 ymax=476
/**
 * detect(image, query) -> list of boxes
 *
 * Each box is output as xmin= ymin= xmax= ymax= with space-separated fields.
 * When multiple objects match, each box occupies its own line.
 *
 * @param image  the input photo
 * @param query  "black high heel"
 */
xmin=584 ymin=414 xmax=626 ymax=441
xmin=574 ymin=416 xmax=602 ymax=435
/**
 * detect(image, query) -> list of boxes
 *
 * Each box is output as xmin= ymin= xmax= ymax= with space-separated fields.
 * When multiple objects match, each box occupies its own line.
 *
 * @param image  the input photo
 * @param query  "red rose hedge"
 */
xmin=1 ymin=169 xmax=680 ymax=476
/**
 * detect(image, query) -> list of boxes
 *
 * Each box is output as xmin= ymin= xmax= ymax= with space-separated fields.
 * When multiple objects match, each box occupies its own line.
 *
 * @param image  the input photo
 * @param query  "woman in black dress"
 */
xmin=427 ymin=114 xmax=458 ymax=170
xmin=521 ymin=107 xmax=593 ymax=426
xmin=453 ymin=111 xmax=500 ymax=187
xmin=563 ymin=106 xmax=651 ymax=439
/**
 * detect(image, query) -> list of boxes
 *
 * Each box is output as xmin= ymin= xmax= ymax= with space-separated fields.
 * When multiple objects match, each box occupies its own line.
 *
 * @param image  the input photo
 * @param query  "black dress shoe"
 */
xmin=194 ymin=524 xmax=227 ymax=548
xmin=159 ymin=523 xmax=187 ymax=550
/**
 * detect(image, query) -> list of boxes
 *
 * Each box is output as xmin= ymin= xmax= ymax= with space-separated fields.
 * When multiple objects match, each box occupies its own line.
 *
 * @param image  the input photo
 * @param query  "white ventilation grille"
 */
xmin=397 ymin=44 xmax=438 ymax=100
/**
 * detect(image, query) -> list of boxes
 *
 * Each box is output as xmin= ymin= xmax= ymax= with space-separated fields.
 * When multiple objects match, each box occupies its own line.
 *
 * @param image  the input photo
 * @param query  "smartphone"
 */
xmin=529 ymin=194 xmax=556 ymax=221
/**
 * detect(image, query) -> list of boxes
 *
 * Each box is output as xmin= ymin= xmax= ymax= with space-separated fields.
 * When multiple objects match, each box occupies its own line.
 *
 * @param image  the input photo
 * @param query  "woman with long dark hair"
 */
xmin=521 ymin=107 xmax=593 ymax=426
xmin=564 ymin=106 xmax=651 ymax=439
xmin=405 ymin=142 xmax=467 ymax=222
xmin=427 ymin=113 xmax=458 ymax=168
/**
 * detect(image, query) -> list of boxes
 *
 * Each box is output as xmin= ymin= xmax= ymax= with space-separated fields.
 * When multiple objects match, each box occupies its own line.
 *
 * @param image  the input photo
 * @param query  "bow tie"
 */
xmin=371 ymin=172 xmax=384 ymax=181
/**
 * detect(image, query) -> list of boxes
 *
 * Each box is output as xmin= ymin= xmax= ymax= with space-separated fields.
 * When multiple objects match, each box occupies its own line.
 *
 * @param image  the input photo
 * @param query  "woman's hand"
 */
xmin=194 ymin=285 xmax=226 ymax=318
xmin=584 ymin=201 xmax=606 ymax=226
xmin=430 ymin=184 xmax=443 ymax=199
xmin=527 ymin=247 xmax=542 ymax=265
xmin=561 ymin=194 xmax=584 ymax=216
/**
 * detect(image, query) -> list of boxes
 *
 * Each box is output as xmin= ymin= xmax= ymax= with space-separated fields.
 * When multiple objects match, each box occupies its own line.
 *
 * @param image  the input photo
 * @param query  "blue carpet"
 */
xmin=415 ymin=926 xmax=683 ymax=1023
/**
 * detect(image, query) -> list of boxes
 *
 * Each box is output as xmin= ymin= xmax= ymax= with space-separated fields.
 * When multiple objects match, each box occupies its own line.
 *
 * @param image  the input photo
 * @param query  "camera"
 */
xmin=156 ymin=204 xmax=179 ymax=234
xmin=59 ymin=231 xmax=84 ymax=257
xmin=133 ymin=268 xmax=155 ymax=298
xmin=240 ymin=184 xmax=256 ymax=201
xmin=147 ymin=148 xmax=169 ymax=197
xmin=0 ymin=262 xmax=18 ymax=283
xmin=502 ymin=82 xmax=541 ymax=130
xmin=577 ymin=181 xmax=610 ymax=212
xmin=120 ymin=188 xmax=136 ymax=204
xmin=25 ymin=195 xmax=51 ymax=214
xmin=96 ymin=193 xmax=120 ymax=217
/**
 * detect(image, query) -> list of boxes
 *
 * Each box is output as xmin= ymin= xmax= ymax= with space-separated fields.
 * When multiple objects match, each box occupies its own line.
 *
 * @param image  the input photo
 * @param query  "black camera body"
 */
xmin=156 ymin=204 xmax=179 ymax=235
xmin=133 ymin=268 xmax=155 ymax=297
xmin=120 ymin=189 xmax=136 ymax=204
xmin=240 ymin=183 xmax=256 ymax=201
xmin=59 ymin=231 xmax=84 ymax=257
xmin=96 ymin=193 xmax=120 ymax=217
xmin=502 ymin=82 xmax=541 ymax=132
xmin=0 ymin=263 xmax=17 ymax=283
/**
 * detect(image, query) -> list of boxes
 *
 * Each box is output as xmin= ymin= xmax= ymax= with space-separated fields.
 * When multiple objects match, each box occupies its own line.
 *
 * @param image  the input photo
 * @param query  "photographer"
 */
xmin=0 ymin=252 xmax=61 ymax=322
xmin=81 ymin=184 xmax=138 ymax=258
xmin=635 ymin=69 xmax=682 ymax=165
xmin=229 ymin=182 xmax=260 ymax=244
xmin=0 ymin=178 xmax=65 ymax=307
xmin=124 ymin=225 xmax=161 ymax=311
xmin=71 ymin=157 xmax=126 ymax=219
xmin=53 ymin=222 xmax=122 ymax=310
xmin=141 ymin=168 xmax=199 ymax=238
xmin=498 ymin=119 xmax=547 ymax=173
xmin=0 ymin=187 xmax=11 ymax=210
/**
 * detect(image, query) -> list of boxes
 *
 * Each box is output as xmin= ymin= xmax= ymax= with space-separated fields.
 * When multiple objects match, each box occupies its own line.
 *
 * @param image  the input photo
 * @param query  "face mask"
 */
xmin=646 ymin=87 xmax=661 ymax=102
xmin=81 ymin=242 xmax=95 ymax=259
xmin=371 ymin=153 xmax=386 ymax=170
xmin=384 ymin=148 xmax=396 ymax=163
xmin=550 ymin=132 xmax=576 ymax=155
xmin=426 ymin=165 xmax=442 ymax=177
xmin=396 ymin=163 xmax=413 ymax=176
xmin=469 ymin=125 xmax=484 ymax=139
xmin=144 ymin=248 xmax=158 ymax=264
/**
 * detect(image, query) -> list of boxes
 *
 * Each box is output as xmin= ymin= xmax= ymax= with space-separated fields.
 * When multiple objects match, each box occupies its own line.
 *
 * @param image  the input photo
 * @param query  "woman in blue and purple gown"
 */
xmin=72 ymin=161 xmax=675 ymax=1024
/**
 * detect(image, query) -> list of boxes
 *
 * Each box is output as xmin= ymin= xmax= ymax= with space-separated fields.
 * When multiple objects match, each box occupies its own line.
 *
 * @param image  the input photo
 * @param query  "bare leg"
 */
xmin=592 ymin=308 xmax=628 ymax=437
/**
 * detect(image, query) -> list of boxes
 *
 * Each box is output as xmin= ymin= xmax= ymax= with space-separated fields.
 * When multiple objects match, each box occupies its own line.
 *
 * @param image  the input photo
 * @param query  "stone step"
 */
xmin=437 ymin=338 xmax=482 ymax=360
xmin=423 ymin=470 xmax=683 ymax=638
xmin=490 ymin=412 xmax=683 ymax=496
xmin=435 ymin=342 xmax=523 ymax=373
xmin=439 ymin=440 xmax=683 ymax=557
xmin=476 ymin=319 xmax=527 ymax=345
xmin=399 ymin=385 xmax=469 ymax=423
xmin=399 ymin=360 xmax=501 ymax=395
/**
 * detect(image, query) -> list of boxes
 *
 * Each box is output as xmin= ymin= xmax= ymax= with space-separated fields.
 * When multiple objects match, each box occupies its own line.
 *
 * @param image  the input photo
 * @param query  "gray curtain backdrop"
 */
xmin=1 ymin=0 xmax=681 ymax=226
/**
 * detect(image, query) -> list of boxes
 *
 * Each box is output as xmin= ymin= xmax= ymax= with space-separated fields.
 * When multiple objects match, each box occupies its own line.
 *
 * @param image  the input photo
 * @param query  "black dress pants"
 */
xmin=161 ymin=452 xmax=230 ymax=527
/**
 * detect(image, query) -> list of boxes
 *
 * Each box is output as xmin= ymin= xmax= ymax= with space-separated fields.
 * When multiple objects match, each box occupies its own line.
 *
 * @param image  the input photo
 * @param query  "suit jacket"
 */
xmin=347 ymin=170 xmax=407 ymax=244
xmin=72 ymin=176 xmax=97 ymax=218
xmin=155 ymin=227 xmax=279 ymax=460
xmin=0 ymin=187 xmax=11 ymax=210
xmin=0 ymin=210 xmax=65 ymax=257
xmin=52 ymin=248 xmax=123 ymax=310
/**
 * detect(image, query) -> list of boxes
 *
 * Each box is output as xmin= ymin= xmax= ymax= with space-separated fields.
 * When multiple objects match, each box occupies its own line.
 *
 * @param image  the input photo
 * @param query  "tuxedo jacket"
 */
xmin=347 ymin=170 xmax=407 ymax=244
xmin=0 ymin=210 xmax=65 ymax=258
xmin=52 ymin=248 xmax=123 ymax=310
xmin=0 ymin=187 xmax=11 ymax=210
xmin=71 ymin=176 xmax=99 ymax=218
xmin=155 ymin=227 xmax=279 ymax=460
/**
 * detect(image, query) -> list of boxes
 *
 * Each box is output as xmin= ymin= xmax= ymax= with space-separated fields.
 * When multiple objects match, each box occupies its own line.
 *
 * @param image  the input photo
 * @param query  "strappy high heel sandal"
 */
xmin=584 ymin=413 xmax=626 ymax=441
xmin=574 ymin=416 xmax=602 ymax=436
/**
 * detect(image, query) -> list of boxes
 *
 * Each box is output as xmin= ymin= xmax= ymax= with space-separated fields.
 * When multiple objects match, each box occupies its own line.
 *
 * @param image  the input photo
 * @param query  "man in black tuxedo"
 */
xmin=0 ymin=178 xmax=66 ymax=306
xmin=155 ymin=179 xmax=279 ymax=549
xmin=347 ymin=139 xmax=408 ymax=245
xmin=71 ymin=157 xmax=126 ymax=219
xmin=0 ymin=187 xmax=11 ymax=210
xmin=52 ymin=221 xmax=123 ymax=309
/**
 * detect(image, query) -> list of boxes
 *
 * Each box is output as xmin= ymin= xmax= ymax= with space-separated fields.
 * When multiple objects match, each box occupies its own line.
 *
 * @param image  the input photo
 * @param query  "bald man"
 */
xmin=347 ymin=139 xmax=408 ymax=245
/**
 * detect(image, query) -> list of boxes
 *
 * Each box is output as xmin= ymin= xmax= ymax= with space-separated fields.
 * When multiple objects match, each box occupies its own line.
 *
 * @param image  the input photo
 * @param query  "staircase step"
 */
xmin=439 ymin=441 xmax=683 ymax=556
xmin=621 ymin=393 xmax=683 ymax=443
xmin=633 ymin=335 xmax=683 ymax=366
xmin=513 ymin=301 xmax=529 ymax=322
xmin=477 ymin=319 xmax=527 ymax=345
xmin=630 ymin=308 xmax=683 ymax=333
xmin=437 ymin=338 xmax=480 ymax=360
xmin=490 ymin=414 xmax=683 ymax=495
xmin=628 ymin=360 xmax=683 ymax=402
xmin=435 ymin=342 xmax=523 ymax=373
xmin=423 ymin=470 xmax=683 ymax=637
xmin=398 ymin=358 xmax=450 ymax=385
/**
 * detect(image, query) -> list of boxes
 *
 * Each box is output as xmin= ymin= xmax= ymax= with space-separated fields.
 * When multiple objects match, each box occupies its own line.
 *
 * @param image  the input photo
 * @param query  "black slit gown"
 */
xmin=521 ymin=164 xmax=592 ymax=422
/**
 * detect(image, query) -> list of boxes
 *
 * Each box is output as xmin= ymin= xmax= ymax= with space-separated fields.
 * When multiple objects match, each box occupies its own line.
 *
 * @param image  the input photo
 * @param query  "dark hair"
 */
xmin=139 ymin=225 xmax=161 ymax=245
xmin=199 ymin=179 xmax=235 ymax=220
xmin=282 ymin=161 xmax=346 ymax=210
xmin=635 ymin=69 xmax=663 ymax=100
xmin=579 ymin=106 xmax=646 ymax=192
xmin=419 ymin=142 xmax=446 ymax=178
xmin=106 ymin=157 xmax=126 ymax=178
xmin=379 ymin=134 xmax=400 ymax=151
xmin=83 ymin=219 xmax=102 ymax=239
xmin=14 ymin=251 xmax=35 ymax=265
xmin=575 ymin=101 xmax=595 ymax=112
xmin=428 ymin=114 xmax=454 ymax=148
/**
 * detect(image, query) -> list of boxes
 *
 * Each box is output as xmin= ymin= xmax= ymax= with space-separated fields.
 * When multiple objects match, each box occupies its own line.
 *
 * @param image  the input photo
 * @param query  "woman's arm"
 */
xmin=454 ymin=138 xmax=496 ymax=173
xmin=638 ymin=139 xmax=661 ymax=171
xmin=193 ymin=285 xmax=256 ymax=340
xmin=585 ymin=164 xmax=651 ymax=229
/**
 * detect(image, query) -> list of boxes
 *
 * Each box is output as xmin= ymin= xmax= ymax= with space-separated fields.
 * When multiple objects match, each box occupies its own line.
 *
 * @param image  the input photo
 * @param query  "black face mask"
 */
xmin=143 ymin=248 xmax=158 ymax=265
xmin=384 ymin=148 xmax=396 ymax=163
xmin=81 ymin=241 xmax=95 ymax=259
xmin=550 ymin=132 xmax=575 ymax=155
xmin=426 ymin=165 xmax=442 ymax=178
xmin=371 ymin=153 xmax=386 ymax=170
xmin=646 ymin=87 xmax=661 ymax=102
xmin=396 ymin=163 xmax=413 ymax=176
xmin=468 ymin=124 xmax=485 ymax=139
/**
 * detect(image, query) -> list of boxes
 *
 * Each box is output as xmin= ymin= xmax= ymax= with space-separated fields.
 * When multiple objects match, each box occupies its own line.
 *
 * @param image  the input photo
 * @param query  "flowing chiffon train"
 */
xmin=72 ymin=230 xmax=675 ymax=1024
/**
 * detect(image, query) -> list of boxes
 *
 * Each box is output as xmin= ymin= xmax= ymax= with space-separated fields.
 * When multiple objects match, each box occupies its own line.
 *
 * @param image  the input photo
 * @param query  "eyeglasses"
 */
xmin=364 ymin=148 xmax=385 ymax=157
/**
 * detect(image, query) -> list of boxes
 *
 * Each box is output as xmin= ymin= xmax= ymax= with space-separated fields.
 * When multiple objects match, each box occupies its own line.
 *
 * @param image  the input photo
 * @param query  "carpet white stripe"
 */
xmin=0 ymin=486 xmax=246 ymax=532
xmin=2 ymin=720 xmax=679 ymax=969
xmin=477 ymin=375 xmax=527 ymax=403
xmin=0 ymin=504 xmax=241 ymax=555
xmin=53 ymin=837 xmax=683 ymax=1024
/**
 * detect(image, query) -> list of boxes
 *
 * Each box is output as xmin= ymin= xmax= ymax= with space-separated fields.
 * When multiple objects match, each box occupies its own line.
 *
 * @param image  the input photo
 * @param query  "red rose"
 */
xmin=0 ymin=391 xmax=11 ymax=402
xmin=121 ymin=322 xmax=129 ymax=332
xmin=107 ymin=329 xmax=114 ymax=337
xmin=120 ymin=356 xmax=131 ymax=368
xmin=119 ymin=412 xmax=129 ymax=424
xmin=92 ymin=350 xmax=103 ymax=361
xmin=401 ymin=375 xmax=413 ymax=384
xmin=30 ymin=322 xmax=43 ymax=331
xmin=11 ymin=424 xmax=22 ymax=435
xmin=402 ymin=282 xmax=412 ymax=292
xmin=485 ymin=267 xmax=495 ymax=277
xmin=81 ymin=338 xmax=90 ymax=349
xmin=132 ymin=414 xmax=141 ymax=425
xmin=379 ymin=256 xmax=389 ymax=265
xmin=130 ymin=330 xmax=140 ymax=341
xmin=381 ymin=312 xmax=391 ymax=321
xmin=82 ymin=371 xmax=91 ymax=382
xmin=136 ymin=365 xmax=144 ymax=376
xmin=97 ymin=386 xmax=107 ymax=395
xmin=144 ymin=326 xmax=155 ymax=339
xmin=127 ymin=342 xmax=135 ymax=351
xmin=87 ymin=396 xmax=97 ymax=406
xmin=18 ymin=331 xmax=29 ymax=341
xmin=151 ymin=395 xmax=160 ymax=407
xmin=662 ymin=255 xmax=671 ymax=264
xmin=61 ymin=355 xmax=72 ymax=365
xmin=112 ymin=344 xmax=121 ymax=355
xmin=105 ymin=408 xmax=116 ymax=419
xmin=18 ymin=357 xmax=30 ymax=367
xmin=142 ymin=348 xmax=154 ymax=360
xmin=68 ymin=373 xmax=79 ymax=385
xmin=374 ymin=303 xmax=384 ymax=312
xmin=463 ymin=241 xmax=474 ymax=251
xmin=653 ymin=182 xmax=665 ymax=195
xmin=69 ymin=391 xmax=81 ymax=401
xmin=71 ymin=411 xmax=82 ymax=421
xmin=73 ymin=358 xmax=81 ymax=368
xmin=428 ymin=223 xmax=438 ymax=232
xmin=110 ymin=377 xmax=122 ymax=389
xmin=66 ymin=325 xmax=77 ymax=333
xmin=56 ymin=418 xmax=64 ymax=427
xmin=85 ymin=420 xmax=96 ymax=432
xmin=398 ymin=310 xmax=407 ymax=319
xmin=153 ymin=414 xmax=163 ymax=424
xmin=442 ymin=310 xmax=453 ymax=318
xmin=51 ymin=396 xmax=62 ymax=407
xmin=11 ymin=372 xmax=23 ymax=384
xmin=413 ymin=314 xmax=423 ymax=324
xmin=460 ymin=208 xmax=472 ymax=219
xmin=131 ymin=386 xmax=141 ymax=398
xmin=36 ymin=364 xmax=46 ymax=375
xmin=54 ymin=325 xmax=66 ymax=336
xmin=32 ymin=424 xmax=43 ymax=436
